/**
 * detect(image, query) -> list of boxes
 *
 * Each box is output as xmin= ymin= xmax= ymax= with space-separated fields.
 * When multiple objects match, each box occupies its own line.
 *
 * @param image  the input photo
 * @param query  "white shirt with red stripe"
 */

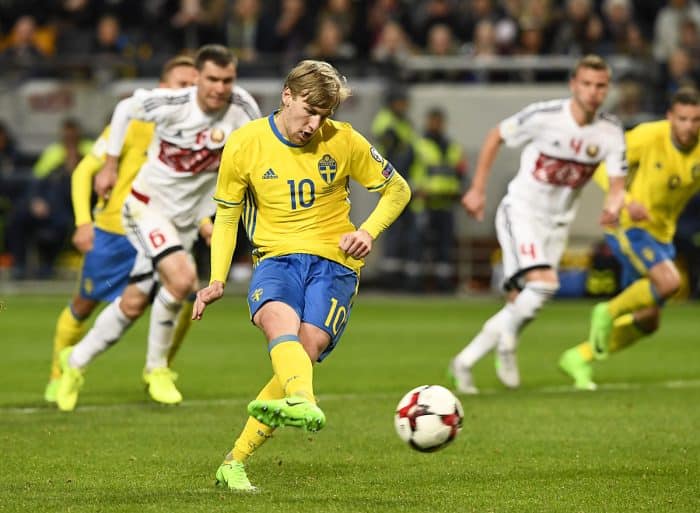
xmin=498 ymin=98 xmax=627 ymax=224
xmin=107 ymin=85 xmax=260 ymax=229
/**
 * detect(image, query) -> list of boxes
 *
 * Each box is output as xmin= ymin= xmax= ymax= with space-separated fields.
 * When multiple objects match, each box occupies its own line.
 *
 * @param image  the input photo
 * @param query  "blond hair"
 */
xmin=571 ymin=54 xmax=611 ymax=78
xmin=160 ymin=55 xmax=196 ymax=82
xmin=282 ymin=60 xmax=351 ymax=113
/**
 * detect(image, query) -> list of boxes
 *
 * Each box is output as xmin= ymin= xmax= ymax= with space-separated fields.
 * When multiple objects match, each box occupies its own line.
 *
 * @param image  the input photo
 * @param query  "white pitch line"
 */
xmin=4 ymin=379 xmax=700 ymax=415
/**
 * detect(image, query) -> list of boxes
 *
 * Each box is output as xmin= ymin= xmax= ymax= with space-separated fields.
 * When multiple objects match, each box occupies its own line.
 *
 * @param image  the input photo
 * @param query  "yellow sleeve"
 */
xmin=71 ymin=154 xmax=104 ymax=226
xmin=209 ymin=203 xmax=243 ymax=284
xmin=210 ymin=133 xmax=248 ymax=283
xmin=359 ymin=173 xmax=411 ymax=239
xmin=71 ymin=127 xmax=109 ymax=226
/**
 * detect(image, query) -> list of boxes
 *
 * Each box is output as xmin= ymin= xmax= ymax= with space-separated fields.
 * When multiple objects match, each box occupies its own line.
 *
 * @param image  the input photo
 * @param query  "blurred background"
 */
xmin=0 ymin=0 xmax=699 ymax=300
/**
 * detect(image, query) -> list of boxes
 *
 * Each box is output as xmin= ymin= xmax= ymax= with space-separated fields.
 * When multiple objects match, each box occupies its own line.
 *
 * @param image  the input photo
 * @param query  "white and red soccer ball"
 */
xmin=394 ymin=385 xmax=464 ymax=452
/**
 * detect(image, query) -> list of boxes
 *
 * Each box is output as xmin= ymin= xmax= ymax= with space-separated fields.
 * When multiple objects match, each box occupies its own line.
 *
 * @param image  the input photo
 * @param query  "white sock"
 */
xmin=145 ymin=287 xmax=183 ymax=371
xmin=498 ymin=281 xmax=558 ymax=351
xmin=455 ymin=307 xmax=513 ymax=368
xmin=69 ymin=298 xmax=133 ymax=368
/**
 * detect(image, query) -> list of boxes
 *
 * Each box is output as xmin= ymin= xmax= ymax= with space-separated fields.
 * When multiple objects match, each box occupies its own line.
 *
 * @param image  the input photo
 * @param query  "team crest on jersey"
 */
xmin=370 ymin=146 xmax=383 ymax=163
xmin=83 ymin=278 xmax=93 ymax=295
xmin=210 ymin=128 xmax=226 ymax=143
xmin=318 ymin=154 xmax=337 ymax=184
xmin=692 ymin=163 xmax=700 ymax=179
xmin=668 ymin=175 xmax=681 ymax=189
xmin=642 ymin=247 xmax=655 ymax=263
xmin=251 ymin=288 xmax=264 ymax=302
xmin=586 ymin=144 xmax=599 ymax=158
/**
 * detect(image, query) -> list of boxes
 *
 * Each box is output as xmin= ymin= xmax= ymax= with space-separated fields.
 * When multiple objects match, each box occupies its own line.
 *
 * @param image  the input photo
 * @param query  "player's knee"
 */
xmin=71 ymin=296 xmax=97 ymax=318
xmin=656 ymin=277 xmax=680 ymax=299
xmin=120 ymin=291 xmax=148 ymax=319
xmin=164 ymin=269 xmax=197 ymax=301
xmin=638 ymin=310 xmax=661 ymax=333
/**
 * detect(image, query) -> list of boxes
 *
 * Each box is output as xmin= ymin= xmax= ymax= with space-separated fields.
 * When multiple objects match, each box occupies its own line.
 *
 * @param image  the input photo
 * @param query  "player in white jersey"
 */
xmin=55 ymin=45 xmax=261 ymax=411
xmin=448 ymin=55 xmax=627 ymax=394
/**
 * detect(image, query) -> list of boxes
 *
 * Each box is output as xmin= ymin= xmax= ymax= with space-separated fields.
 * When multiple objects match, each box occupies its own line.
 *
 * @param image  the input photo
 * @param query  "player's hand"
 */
xmin=626 ymin=201 xmax=650 ymax=222
xmin=461 ymin=187 xmax=486 ymax=220
xmin=599 ymin=208 xmax=619 ymax=228
xmin=95 ymin=159 xmax=118 ymax=199
xmin=72 ymin=223 xmax=95 ymax=253
xmin=192 ymin=281 xmax=225 ymax=320
xmin=198 ymin=220 xmax=214 ymax=246
xmin=339 ymin=229 xmax=373 ymax=259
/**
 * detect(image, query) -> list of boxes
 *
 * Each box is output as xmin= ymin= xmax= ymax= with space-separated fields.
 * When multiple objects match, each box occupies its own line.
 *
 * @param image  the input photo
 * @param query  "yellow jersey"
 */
xmin=214 ymin=115 xmax=405 ymax=273
xmin=594 ymin=120 xmax=700 ymax=243
xmin=72 ymin=120 xmax=154 ymax=234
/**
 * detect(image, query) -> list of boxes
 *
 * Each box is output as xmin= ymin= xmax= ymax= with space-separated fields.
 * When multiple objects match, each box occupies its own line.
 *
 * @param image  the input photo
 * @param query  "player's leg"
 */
xmin=56 ymin=284 xmax=150 ymax=411
xmin=589 ymin=230 xmax=677 ymax=357
xmin=46 ymin=228 xmax=136 ymax=401
xmin=45 ymin=296 xmax=95 ymax=402
xmin=123 ymin=196 xmax=197 ymax=404
xmin=215 ymin=376 xmax=284 ymax=491
xmin=494 ymin=269 xmax=559 ymax=388
xmin=560 ymin=307 xmax=660 ymax=390
xmin=166 ymin=291 xmax=196 ymax=366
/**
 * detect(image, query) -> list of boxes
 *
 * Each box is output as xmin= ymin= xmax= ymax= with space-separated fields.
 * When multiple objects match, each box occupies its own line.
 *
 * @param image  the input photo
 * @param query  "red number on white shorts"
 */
xmin=519 ymin=243 xmax=536 ymax=259
xmin=148 ymin=229 xmax=167 ymax=249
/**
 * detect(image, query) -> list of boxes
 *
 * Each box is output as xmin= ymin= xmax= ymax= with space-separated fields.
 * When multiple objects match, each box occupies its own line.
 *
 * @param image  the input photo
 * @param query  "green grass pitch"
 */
xmin=1 ymin=294 xmax=698 ymax=513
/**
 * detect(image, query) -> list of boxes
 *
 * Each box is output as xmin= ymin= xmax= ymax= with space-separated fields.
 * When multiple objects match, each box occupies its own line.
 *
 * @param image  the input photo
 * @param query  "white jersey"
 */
xmin=499 ymin=98 xmax=627 ymax=224
xmin=107 ymin=85 xmax=261 ymax=229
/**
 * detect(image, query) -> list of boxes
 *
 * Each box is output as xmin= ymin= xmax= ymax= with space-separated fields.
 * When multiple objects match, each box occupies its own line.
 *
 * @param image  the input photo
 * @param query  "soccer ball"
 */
xmin=394 ymin=385 xmax=464 ymax=452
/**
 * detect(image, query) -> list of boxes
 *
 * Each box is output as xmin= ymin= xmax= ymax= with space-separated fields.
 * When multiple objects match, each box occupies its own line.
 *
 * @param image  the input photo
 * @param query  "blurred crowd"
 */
xmin=0 ymin=0 xmax=699 ymax=88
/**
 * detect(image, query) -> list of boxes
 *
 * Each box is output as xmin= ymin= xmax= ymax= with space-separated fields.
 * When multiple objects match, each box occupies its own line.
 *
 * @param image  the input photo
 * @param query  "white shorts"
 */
xmin=495 ymin=199 xmax=569 ymax=290
xmin=122 ymin=192 xmax=198 ymax=292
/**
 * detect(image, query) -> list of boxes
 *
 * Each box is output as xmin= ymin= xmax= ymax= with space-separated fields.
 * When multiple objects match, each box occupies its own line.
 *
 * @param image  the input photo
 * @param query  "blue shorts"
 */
xmin=605 ymin=228 xmax=675 ymax=288
xmin=247 ymin=254 xmax=359 ymax=362
xmin=79 ymin=228 xmax=137 ymax=302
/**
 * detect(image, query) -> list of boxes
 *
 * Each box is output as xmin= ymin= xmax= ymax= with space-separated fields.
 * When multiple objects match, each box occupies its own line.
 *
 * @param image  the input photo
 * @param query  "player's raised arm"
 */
xmin=462 ymin=125 xmax=503 ymax=221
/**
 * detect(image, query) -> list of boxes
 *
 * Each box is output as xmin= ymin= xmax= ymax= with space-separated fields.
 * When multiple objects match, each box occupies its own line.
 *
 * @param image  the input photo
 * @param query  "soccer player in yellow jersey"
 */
xmin=43 ymin=56 xmax=198 ymax=403
xmin=560 ymin=87 xmax=700 ymax=390
xmin=192 ymin=60 xmax=411 ymax=491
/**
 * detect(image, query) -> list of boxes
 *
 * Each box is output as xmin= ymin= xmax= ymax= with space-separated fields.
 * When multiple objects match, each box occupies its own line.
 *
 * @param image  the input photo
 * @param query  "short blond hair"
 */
xmin=160 ymin=55 xmax=195 ymax=82
xmin=282 ymin=60 xmax=351 ymax=113
xmin=571 ymin=54 xmax=611 ymax=78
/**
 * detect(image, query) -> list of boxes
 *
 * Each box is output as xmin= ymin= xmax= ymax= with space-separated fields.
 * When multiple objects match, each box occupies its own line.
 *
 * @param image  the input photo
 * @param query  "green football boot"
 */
xmin=44 ymin=378 xmax=60 ymax=403
xmin=558 ymin=347 xmax=597 ymax=391
xmin=56 ymin=348 xmax=85 ymax=411
xmin=247 ymin=396 xmax=326 ymax=432
xmin=589 ymin=302 xmax=613 ymax=359
xmin=215 ymin=461 xmax=257 ymax=492
xmin=143 ymin=368 xmax=182 ymax=405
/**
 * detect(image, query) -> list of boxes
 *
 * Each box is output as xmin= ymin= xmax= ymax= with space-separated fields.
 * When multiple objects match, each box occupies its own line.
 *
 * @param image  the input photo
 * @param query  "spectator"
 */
xmin=5 ymin=160 xmax=74 ymax=279
xmin=652 ymin=0 xmax=700 ymax=63
xmin=0 ymin=122 xmax=28 ymax=255
xmin=550 ymin=0 xmax=599 ymax=56
xmin=601 ymin=0 xmax=636 ymax=54
xmin=225 ymin=0 xmax=261 ymax=62
xmin=663 ymin=47 xmax=698 ymax=98
xmin=33 ymin=118 xmax=92 ymax=180
xmin=370 ymin=86 xmax=420 ymax=290
xmin=170 ymin=0 xmax=227 ymax=50
xmin=411 ymin=107 xmax=468 ymax=292
xmin=409 ymin=0 xmax=461 ymax=49
xmin=370 ymin=19 xmax=415 ymax=65
xmin=304 ymin=16 xmax=356 ymax=64
xmin=255 ymin=0 xmax=314 ymax=64
xmin=0 ymin=15 xmax=48 ymax=77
